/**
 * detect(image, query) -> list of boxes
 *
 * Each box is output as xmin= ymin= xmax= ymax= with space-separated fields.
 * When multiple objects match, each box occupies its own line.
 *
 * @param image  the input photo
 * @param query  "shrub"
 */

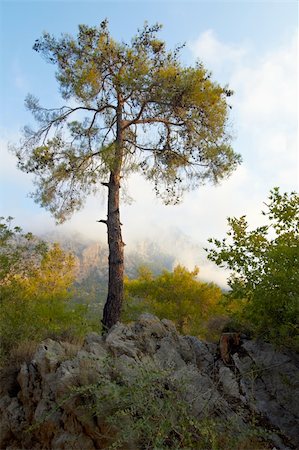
xmin=71 ymin=357 xmax=272 ymax=450
xmin=206 ymin=188 xmax=299 ymax=348
xmin=0 ymin=218 xmax=97 ymax=364
xmin=124 ymin=265 xmax=223 ymax=338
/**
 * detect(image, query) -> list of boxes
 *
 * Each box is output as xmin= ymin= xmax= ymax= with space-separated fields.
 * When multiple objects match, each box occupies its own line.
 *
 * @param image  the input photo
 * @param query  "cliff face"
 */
xmin=1 ymin=315 xmax=298 ymax=450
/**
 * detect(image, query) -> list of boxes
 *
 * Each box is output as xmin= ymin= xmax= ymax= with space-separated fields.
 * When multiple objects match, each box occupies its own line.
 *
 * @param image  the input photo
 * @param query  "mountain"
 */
xmin=41 ymin=229 xmax=229 ymax=309
xmin=41 ymin=230 xmax=176 ymax=308
xmin=42 ymin=230 xmax=175 ymax=279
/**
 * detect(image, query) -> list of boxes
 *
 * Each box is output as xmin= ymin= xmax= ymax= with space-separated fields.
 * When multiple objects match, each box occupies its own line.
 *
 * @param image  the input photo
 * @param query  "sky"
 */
xmin=0 ymin=0 xmax=298 ymax=286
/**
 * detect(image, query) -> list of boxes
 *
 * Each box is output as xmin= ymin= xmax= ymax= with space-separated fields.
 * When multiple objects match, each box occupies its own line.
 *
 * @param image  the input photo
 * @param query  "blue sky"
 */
xmin=0 ymin=0 xmax=298 ymax=285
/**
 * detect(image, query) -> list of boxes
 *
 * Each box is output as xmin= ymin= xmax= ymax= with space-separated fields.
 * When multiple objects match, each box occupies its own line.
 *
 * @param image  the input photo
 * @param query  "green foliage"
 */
xmin=0 ymin=216 xmax=47 ymax=283
xmin=0 ymin=219 xmax=95 ymax=362
xmin=206 ymin=188 xmax=299 ymax=347
xmin=124 ymin=265 xmax=223 ymax=336
xmin=12 ymin=21 xmax=240 ymax=222
xmin=74 ymin=359 xmax=197 ymax=449
xmin=71 ymin=357 xmax=272 ymax=450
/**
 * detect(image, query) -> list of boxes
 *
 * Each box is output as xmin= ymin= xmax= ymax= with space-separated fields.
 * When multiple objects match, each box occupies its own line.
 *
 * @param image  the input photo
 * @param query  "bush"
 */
xmin=71 ymin=357 xmax=272 ymax=450
xmin=0 ymin=218 xmax=97 ymax=363
xmin=124 ymin=265 xmax=223 ymax=338
xmin=206 ymin=188 xmax=299 ymax=348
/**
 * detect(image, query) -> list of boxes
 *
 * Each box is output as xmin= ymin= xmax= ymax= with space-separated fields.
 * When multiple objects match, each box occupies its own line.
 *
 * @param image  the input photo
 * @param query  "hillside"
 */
xmin=1 ymin=315 xmax=298 ymax=449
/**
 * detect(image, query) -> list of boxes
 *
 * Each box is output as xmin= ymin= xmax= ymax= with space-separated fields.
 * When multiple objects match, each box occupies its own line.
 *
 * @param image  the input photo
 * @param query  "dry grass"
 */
xmin=0 ymin=339 xmax=39 ymax=396
xmin=4 ymin=339 xmax=39 ymax=367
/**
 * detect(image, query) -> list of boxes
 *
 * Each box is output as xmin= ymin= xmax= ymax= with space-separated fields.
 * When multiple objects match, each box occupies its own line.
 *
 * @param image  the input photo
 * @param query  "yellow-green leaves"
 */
xmin=15 ymin=21 xmax=240 ymax=221
xmin=124 ymin=265 xmax=223 ymax=336
xmin=23 ymin=243 xmax=76 ymax=300
xmin=157 ymin=65 xmax=178 ymax=80
xmin=0 ymin=221 xmax=92 ymax=362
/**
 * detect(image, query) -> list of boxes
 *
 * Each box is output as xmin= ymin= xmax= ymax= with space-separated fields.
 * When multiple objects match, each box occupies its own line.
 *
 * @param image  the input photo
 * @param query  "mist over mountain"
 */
xmin=40 ymin=230 xmax=177 ymax=309
xmin=41 ymin=228 xmax=229 ymax=291
xmin=42 ymin=230 xmax=174 ymax=280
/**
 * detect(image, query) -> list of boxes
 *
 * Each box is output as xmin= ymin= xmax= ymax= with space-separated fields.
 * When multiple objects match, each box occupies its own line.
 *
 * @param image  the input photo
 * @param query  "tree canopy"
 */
xmin=0 ymin=216 xmax=47 ymax=284
xmin=0 ymin=218 xmax=91 ymax=361
xmin=124 ymin=265 xmax=223 ymax=336
xmin=12 ymin=21 xmax=241 ymax=328
xmin=206 ymin=188 xmax=299 ymax=347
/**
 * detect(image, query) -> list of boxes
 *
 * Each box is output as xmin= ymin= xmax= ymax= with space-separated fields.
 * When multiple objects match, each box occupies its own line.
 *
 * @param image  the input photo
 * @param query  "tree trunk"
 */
xmin=102 ymin=93 xmax=124 ymax=331
xmin=102 ymin=171 xmax=124 ymax=330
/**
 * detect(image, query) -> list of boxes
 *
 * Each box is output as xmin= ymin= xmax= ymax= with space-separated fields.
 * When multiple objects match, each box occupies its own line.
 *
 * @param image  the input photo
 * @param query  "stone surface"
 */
xmin=219 ymin=366 xmax=240 ymax=399
xmin=1 ymin=314 xmax=298 ymax=450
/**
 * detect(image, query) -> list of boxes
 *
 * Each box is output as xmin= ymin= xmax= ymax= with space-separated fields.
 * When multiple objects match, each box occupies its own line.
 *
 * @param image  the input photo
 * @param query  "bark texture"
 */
xmin=102 ymin=172 xmax=124 ymax=330
xmin=102 ymin=95 xmax=124 ymax=330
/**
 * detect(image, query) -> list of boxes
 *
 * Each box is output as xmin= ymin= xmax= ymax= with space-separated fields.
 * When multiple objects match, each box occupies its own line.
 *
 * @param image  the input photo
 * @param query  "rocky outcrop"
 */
xmin=1 ymin=315 xmax=298 ymax=449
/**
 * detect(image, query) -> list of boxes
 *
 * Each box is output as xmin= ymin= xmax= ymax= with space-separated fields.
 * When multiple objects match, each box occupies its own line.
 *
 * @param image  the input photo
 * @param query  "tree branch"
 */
xmin=130 ymin=117 xmax=185 ymax=127
xmin=124 ymin=138 xmax=209 ymax=168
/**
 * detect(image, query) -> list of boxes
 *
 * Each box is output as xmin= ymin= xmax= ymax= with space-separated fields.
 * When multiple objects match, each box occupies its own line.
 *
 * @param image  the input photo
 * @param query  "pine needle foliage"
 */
xmin=12 ymin=21 xmax=240 ymax=220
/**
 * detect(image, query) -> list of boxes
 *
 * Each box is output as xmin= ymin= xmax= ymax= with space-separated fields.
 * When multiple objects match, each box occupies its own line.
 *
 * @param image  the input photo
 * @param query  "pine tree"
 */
xmin=13 ymin=21 xmax=241 ymax=329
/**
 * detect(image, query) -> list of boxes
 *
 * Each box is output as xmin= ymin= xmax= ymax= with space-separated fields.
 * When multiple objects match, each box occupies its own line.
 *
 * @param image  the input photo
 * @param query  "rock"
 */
xmin=0 ymin=315 xmax=298 ymax=450
xmin=105 ymin=322 xmax=141 ymax=358
xmin=51 ymin=432 xmax=96 ymax=450
xmin=173 ymin=364 xmax=226 ymax=417
xmin=154 ymin=336 xmax=186 ymax=369
xmin=219 ymin=366 xmax=240 ymax=399
xmin=178 ymin=336 xmax=196 ymax=364
xmin=161 ymin=318 xmax=178 ymax=334
xmin=135 ymin=313 xmax=169 ymax=338
xmin=233 ymin=340 xmax=299 ymax=448
xmin=185 ymin=335 xmax=217 ymax=373
xmin=33 ymin=339 xmax=66 ymax=377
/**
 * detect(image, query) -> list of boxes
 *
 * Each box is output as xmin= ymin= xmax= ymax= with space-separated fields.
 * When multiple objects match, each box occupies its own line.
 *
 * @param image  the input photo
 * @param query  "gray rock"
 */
xmin=105 ymin=322 xmax=141 ymax=358
xmin=33 ymin=339 xmax=66 ymax=377
xmin=154 ymin=336 xmax=186 ymax=370
xmin=185 ymin=335 xmax=217 ymax=373
xmin=233 ymin=341 xmax=299 ymax=448
xmin=1 ymin=315 xmax=298 ymax=450
xmin=51 ymin=432 xmax=96 ymax=450
xmin=219 ymin=366 xmax=240 ymax=399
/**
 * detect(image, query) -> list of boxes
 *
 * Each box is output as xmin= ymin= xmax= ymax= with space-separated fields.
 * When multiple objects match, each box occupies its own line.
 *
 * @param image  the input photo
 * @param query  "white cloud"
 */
xmin=189 ymin=29 xmax=248 ymax=71
xmin=189 ymin=30 xmax=298 ymax=192
xmin=0 ymin=136 xmax=20 ymax=177
xmin=0 ymin=133 xmax=56 ymax=234
xmin=12 ymin=59 xmax=26 ymax=90
xmin=231 ymin=34 xmax=298 ymax=127
xmin=0 ymin=140 xmax=15 ymax=176
xmin=232 ymin=35 xmax=298 ymax=190
xmin=0 ymin=134 xmax=33 ymax=187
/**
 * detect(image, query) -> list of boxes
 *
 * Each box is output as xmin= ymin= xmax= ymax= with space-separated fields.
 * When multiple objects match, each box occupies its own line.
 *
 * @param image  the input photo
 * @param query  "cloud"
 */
xmin=189 ymin=29 xmax=297 ymax=125
xmin=0 ymin=132 xmax=56 ymax=234
xmin=0 ymin=134 xmax=33 ymax=187
xmin=231 ymin=34 xmax=297 ymax=126
xmin=232 ymin=35 xmax=298 ymax=189
xmin=189 ymin=29 xmax=248 ymax=71
xmin=12 ymin=58 xmax=26 ymax=90
xmin=189 ymin=30 xmax=298 ymax=191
